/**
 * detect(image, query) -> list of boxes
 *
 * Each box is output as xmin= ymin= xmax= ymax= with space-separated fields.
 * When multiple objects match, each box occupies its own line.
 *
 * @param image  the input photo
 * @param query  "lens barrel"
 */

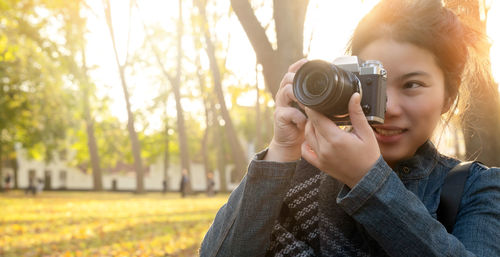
xmin=293 ymin=60 xmax=360 ymax=117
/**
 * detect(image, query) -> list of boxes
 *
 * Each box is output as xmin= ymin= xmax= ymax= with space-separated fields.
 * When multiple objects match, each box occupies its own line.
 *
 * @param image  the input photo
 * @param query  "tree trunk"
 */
xmin=103 ymin=0 xmax=145 ymax=193
xmin=202 ymin=81 xmax=227 ymax=192
xmin=163 ymin=121 xmax=170 ymax=191
xmin=0 ymin=141 xmax=3 ymax=191
xmin=445 ymin=0 xmax=500 ymax=166
xmin=173 ymin=0 xmax=191 ymax=186
xmin=264 ymin=102 xmax=273 ymax=147
xmin=255 ymin=65 xmax=262 ymax=150
xmin=230 ymin=0 xmax=309 ymax=98
xmin=80 ymin=46 xmax=103 ymax=191
xmin=460 ymin=56 xmax=500 ymax=166
xmin=135 ymin=0 xmax=191 ymax=190
xmin=217 ymin=124 xmax=228 ymax=192
xmin=197 ymin=57 xmax=211 ymax=180
xmin=201 ymin=107 xmax=210 ymax=185
xmin=11 ymin=157 xmax=17 ymax=189
xmin=196 ymin=0 xmax=248 ymax=180
xmin=162 ymin=78 xmax=170 ymax=191
xmin=84 ymin=87 xmax=103 ymax=191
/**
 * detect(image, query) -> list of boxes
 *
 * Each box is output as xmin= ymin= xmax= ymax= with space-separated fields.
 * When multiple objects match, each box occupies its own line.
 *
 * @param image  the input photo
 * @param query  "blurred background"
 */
xmin=1 ymin=0 xmax=499 ymax=256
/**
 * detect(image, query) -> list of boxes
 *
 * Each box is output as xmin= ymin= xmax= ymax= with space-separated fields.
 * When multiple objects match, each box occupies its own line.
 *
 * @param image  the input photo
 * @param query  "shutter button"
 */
xmin=402 ymin=167 xmax=410 ymax=174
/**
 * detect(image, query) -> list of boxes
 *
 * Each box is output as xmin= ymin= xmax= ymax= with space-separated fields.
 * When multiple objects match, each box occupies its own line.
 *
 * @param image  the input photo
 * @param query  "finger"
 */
xmin=288 ymin=58 xmax=308 ymax=73
xmin=348 ymin=93 xmax=373 ymax=140
xmin=301 ymin=141 xmax=319 ymax=168
xmin=279 ymin=72 xmax=295 ymax=89
xmin=305 ymin=107 xmax=343 ymax=138
xmin=304 ymin=120 xmax=319 ymax=154
xmin=291 ymin=108 xmax=307 ymax=131
xmin=276 ymin=84 xmax=298 ymax=107
xmin=275 ymin=106 xmax=307 ymax=130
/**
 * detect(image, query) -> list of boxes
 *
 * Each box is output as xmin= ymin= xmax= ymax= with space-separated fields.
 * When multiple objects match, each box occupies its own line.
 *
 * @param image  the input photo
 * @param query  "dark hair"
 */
xmin=347 ymin=0 xmax=469 ymax=105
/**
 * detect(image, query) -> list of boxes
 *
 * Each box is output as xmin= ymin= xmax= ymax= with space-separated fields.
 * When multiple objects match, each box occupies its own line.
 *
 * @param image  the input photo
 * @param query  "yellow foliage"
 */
xmin=0 ymin=191 xmax=228 ymax=257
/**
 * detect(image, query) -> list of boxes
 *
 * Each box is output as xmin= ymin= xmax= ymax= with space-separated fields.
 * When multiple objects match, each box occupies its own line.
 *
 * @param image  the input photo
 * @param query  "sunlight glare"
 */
xmin=83 ymin=0 xmax=500 ymax=135
xmin=306 ymin=0 xmax=380 ymax=60
xmin=487 ymin=0 xmax=500 ymax=85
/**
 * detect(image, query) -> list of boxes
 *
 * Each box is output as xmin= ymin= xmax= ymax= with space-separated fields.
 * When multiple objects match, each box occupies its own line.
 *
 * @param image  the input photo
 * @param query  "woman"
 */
xmin=201 ymin=0 xmax=500 ymax=256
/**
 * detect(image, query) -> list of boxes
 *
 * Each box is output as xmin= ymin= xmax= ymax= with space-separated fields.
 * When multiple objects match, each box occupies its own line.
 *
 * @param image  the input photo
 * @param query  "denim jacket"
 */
xmin=200 ymin=142 xmax=500 ymax=256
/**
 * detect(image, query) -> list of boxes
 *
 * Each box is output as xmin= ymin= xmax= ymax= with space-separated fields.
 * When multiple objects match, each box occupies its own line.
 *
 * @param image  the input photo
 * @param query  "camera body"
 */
xmin=292 ymin=56 xmax=387 ymax=125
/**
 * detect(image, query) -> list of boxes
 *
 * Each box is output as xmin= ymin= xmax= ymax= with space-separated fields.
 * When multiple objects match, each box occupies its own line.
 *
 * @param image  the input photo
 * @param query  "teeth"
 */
xmin=374 ymin=128 xmax=404 ymax=136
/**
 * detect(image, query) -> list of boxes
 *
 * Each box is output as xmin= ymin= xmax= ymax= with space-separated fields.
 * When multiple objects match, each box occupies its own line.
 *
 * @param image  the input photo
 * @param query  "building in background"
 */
xmin=11 ymin=143 xmax=237 ymax=192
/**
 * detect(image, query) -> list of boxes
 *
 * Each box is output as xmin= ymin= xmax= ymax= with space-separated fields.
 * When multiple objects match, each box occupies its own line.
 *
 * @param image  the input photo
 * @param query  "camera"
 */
xmin=292 ymin=56 xmax=387 ymax=125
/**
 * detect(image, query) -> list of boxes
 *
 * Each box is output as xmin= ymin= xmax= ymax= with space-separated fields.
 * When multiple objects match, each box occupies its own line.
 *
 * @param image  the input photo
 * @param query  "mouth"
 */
xmin=373 ymin=127 xmax=407 ymax=136
xmin=371 ymin=126 xmax=408 ymax=143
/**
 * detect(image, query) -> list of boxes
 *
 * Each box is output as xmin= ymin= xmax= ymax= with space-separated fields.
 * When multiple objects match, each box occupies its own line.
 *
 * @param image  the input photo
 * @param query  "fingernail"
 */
xmin=353 ymin=93 xmax=361 ymax=104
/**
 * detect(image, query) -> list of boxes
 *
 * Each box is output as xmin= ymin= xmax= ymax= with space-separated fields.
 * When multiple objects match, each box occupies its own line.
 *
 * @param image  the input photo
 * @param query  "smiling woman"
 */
xmin=359 ymin=39 xmax=450 ymax=168
xmin=200 ymin=0 xmax=500 ymax=256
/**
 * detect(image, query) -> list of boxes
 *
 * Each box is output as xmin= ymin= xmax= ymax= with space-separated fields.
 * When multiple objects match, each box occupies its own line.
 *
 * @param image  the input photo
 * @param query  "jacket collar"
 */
xmin=392 ymin=140 xmax=443 ymax=180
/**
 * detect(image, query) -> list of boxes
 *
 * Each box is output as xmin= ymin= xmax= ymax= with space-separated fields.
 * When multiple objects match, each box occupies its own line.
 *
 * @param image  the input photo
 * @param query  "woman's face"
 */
xmin=358 ymin=39 xmax=450 ymax=167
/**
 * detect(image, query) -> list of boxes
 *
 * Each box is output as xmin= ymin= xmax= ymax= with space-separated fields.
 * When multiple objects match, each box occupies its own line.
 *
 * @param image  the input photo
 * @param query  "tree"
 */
xmin=162 ymin=93 xmax=171 ymax=191
xmin=445 ymin=0 xmax=500 ymax=166
xmin=136 ymin=0 xmax=192 ymax=190
xmin=255 ymin=64 xmax=262 ymax=150
xmin=75 ymin=108 xmax=135 ymax=175
xmin=103 ymin=0 xmax=145 ymax=193
xmin=0 ymin=0 xmax=79 ymax=190
xmin=230 ymin=0 xmax=309 ymax=97
xmin=62 ymin=4 xmax=104 ymax=191
xmin=195 ymin=53 xmax=213 ymax=183
xmin=195 ymin=0 xmax=249 ymax=180
xmin=171 ymin=0 xmax=192 ymax=187
xmin=79 ymin=48 xmax=104 ymax=191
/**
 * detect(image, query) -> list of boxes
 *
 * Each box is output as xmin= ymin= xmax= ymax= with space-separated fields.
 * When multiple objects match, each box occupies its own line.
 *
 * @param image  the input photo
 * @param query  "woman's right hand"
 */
xmin=264 ymin=59 xmax=308 ymax=162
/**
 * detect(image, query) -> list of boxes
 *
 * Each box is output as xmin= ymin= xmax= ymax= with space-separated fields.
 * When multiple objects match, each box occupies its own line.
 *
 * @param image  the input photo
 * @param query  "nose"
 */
xmin=384 ymin=88 xmax=402 ymax=118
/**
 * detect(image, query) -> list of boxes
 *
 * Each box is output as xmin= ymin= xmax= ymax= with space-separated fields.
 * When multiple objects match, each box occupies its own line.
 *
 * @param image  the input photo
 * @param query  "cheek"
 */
xmin=408 ymin=95 xmax=445 ymax=133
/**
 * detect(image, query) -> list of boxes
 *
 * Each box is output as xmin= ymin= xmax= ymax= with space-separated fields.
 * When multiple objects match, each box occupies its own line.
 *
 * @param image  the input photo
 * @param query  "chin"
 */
xmin=379 ymin=146 xmax=410 ymax=167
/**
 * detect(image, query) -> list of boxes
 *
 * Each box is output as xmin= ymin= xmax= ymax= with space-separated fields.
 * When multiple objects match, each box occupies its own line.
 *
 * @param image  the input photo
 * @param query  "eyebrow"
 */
xmin=399 ymin=71 xmax=431 ymax=81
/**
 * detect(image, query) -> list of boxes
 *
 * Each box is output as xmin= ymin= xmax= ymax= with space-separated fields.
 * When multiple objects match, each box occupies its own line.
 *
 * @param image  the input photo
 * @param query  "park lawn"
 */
xmin=0 ymin=191 xmax=228 ymax=257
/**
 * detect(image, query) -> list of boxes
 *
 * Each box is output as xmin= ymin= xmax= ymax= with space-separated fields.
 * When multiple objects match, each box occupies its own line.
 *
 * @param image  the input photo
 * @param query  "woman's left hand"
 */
xmin=301 ymin=93 xmax=381 ymax=188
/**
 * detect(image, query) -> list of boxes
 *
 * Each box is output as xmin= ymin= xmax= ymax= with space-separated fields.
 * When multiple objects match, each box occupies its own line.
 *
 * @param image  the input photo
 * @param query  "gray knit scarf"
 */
xmin=266 ymin=160 xmax=380 ymax=257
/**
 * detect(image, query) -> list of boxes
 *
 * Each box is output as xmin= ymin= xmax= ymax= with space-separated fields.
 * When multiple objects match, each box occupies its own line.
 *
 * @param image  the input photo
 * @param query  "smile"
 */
xmin=373 ymin=127 xmax=406 ymax=136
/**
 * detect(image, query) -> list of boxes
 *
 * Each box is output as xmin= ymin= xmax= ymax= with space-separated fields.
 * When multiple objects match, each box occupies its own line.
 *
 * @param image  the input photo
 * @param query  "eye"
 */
xmin=403 ymin=81 xmax=424 ymax=89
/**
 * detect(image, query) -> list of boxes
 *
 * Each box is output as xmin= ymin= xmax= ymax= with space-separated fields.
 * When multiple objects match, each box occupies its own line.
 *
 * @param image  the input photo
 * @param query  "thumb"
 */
xmin=348 ymin=93 xmax=372 ymax=139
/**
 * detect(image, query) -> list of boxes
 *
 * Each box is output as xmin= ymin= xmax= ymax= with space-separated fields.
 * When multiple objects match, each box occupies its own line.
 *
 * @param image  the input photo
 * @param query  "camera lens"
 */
xmin=304 ymin=72 xmax=328 ymax=96
xmin=293 ymin=60 xmax=360 ymax=117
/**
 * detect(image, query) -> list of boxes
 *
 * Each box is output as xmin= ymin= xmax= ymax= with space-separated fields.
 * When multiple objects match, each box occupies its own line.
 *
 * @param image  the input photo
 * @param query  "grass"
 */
xmin=0 ymin=190 xmax=229 ymax=257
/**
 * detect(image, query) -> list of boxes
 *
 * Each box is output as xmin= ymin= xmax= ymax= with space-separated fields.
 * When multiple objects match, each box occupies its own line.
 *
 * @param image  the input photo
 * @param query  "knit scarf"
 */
xmin=266 ymin=160 xmax=378 ymax=257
